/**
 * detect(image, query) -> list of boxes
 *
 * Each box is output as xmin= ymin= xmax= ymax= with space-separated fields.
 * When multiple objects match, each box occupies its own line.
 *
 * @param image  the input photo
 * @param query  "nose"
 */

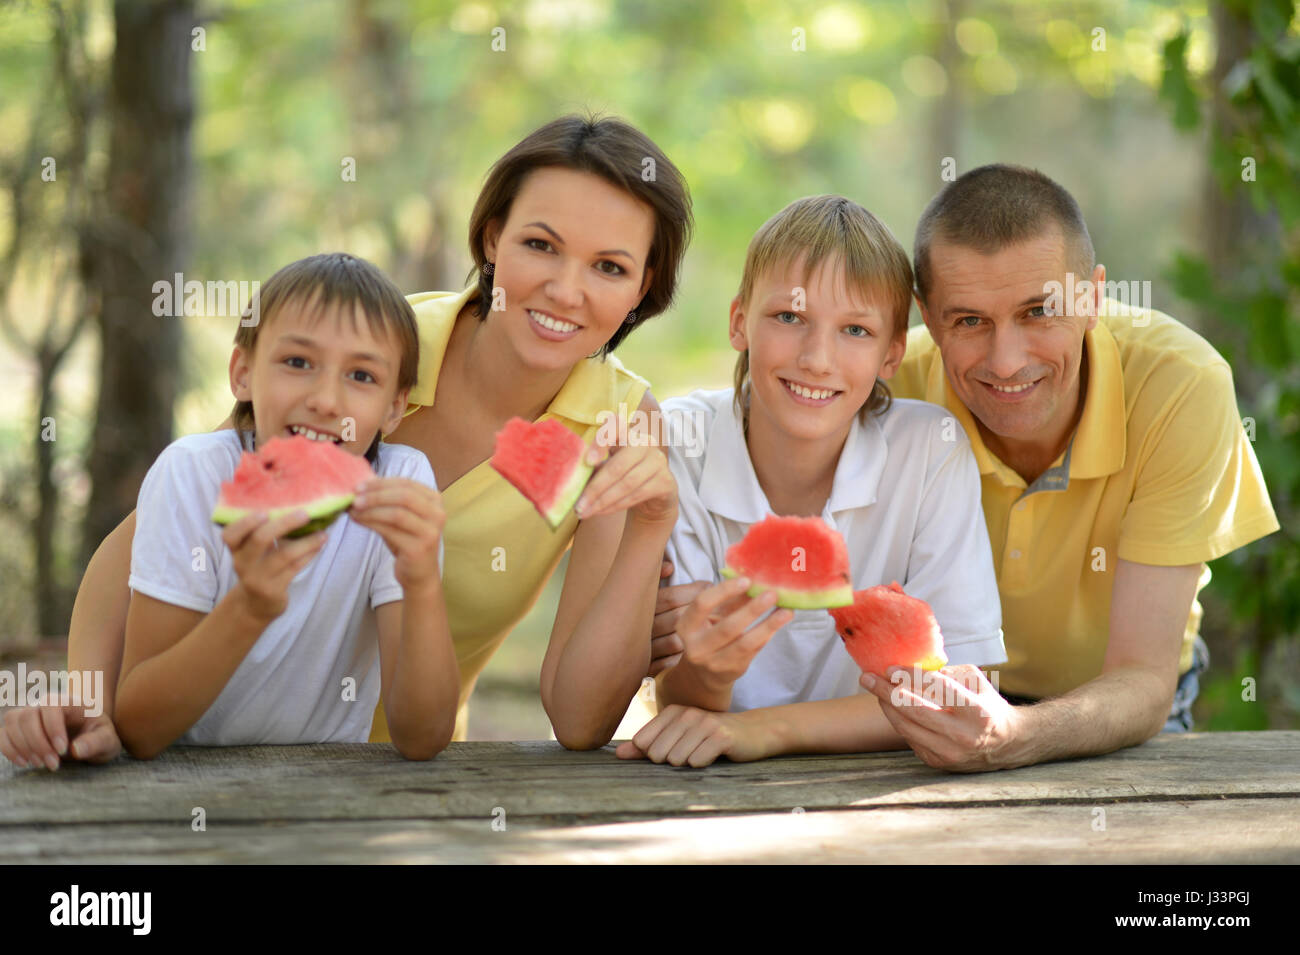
xmin=985 ymin=322 xmax=1031 ymax=382
xmin=797 ymin=323 xmax=835 ymax=377
xmin=305 ymin=373 xmax=344 ymax=420
xmin=545 ymin=257 xmax=585 ymax=312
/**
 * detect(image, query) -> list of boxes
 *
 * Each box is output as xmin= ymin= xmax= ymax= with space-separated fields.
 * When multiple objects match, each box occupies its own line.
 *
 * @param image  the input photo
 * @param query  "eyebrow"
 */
xmin=277 ymin=333 xmax=392 ymax=369
xmin=942 ymin=294 xmax=1045 ymax=319
xmin=759 ymin=294 xmax=879 ymax=319
xmin=524 ymin=221 xmax=638 ymax=264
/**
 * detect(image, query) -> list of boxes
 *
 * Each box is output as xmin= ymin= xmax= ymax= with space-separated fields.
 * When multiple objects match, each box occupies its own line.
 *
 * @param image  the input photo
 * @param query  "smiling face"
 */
xmin=482 ymin=166 xmax=656 ymax=370
xmin=229 ymin=297 xmax=409 ymax=456
xmin=919 ymin=227 xmax=1101 ymax=468
xmin=732 ymin=254 xmax=905 ymax=446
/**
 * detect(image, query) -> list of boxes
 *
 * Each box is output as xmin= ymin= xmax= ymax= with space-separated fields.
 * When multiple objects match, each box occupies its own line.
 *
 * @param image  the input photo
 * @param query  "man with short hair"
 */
xmin=873 ymin=163 xmax=1278 ymax=771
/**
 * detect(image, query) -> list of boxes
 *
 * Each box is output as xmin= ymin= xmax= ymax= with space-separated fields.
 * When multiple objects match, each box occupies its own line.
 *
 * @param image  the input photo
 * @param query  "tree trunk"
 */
xmin=80 ymin=0 xmax=194 ymax=568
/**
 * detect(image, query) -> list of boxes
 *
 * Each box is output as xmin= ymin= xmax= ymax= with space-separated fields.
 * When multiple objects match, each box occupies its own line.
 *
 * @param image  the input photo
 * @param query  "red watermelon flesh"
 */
xmin=212 ymin=434 xmax=374 ymax=537
xmin=830 ymin=582 xmax=948 ymax=675
xmin=491 ymin=417 xmax=594 ymax=529
xmin=721 ymin=515 xmax=853 ymax=609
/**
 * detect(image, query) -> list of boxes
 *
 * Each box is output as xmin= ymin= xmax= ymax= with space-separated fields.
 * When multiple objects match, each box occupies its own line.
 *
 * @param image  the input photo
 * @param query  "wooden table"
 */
xmin=2 ymin=732 xmax=1298 ymax=864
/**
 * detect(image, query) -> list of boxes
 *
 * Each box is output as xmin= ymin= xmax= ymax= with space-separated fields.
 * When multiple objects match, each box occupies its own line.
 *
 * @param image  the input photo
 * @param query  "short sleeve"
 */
xmin=128 ymin=442 xmax=228 ymax=614
xmin=902 ymin=431 xmax=1007 ymax=668
xmin=368 ymin=443 xmax=442 ymax=609
xmin=1119 ymin=363 xmax=1280 ymax=566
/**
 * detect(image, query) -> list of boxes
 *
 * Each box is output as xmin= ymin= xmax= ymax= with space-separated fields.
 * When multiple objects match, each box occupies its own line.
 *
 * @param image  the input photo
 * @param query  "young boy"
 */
xmin=619 ymin=196 xmax=1006 ymax=767
xmin=109 ymin=252 xmax=456 ymax=761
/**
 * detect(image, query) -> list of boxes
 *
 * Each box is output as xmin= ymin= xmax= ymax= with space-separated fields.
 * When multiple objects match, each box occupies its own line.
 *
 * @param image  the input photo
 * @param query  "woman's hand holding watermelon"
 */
xmin=614 ymin=703 xmax=773 ymax=767
xmin=222 ymin=511 xmax=329 ymax=622
xmin=349 ymin=477 xmax=446 ymax=595
xmin=573 ymin=442 xmax=678 ymax=527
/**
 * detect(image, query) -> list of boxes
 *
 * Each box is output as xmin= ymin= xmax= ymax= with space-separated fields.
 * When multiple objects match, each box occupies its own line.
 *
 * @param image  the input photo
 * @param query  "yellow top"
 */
xmin=369 ymin=286 xmax=650 ymax=742
xmin=890 ymin=301 xmax=1279 ymax=699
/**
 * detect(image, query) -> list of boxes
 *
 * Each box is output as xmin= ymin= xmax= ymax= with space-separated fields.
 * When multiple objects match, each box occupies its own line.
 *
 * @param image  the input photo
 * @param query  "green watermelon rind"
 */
xmin=211 ymin=491 xmax=356 ymax=538
xmin=535 ymin=458 xmax=594 ymax=529
xmin=720 ymin=565 xmax=854 ymax=609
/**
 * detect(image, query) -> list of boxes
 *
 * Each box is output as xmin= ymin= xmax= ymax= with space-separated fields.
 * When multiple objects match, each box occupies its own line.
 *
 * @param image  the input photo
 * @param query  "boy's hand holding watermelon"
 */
xmin=349 ymin=476 xmax=446 ymax=597
xmin=222 ymin=510 xmax=330 ymax=622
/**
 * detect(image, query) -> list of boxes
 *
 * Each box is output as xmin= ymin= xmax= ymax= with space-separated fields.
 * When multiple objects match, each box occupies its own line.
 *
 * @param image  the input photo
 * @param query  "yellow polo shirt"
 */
xmin=369 ymin=286 xmax=650 ymax=742
xmin=891 ymin=301 xmax=1279 ymax=699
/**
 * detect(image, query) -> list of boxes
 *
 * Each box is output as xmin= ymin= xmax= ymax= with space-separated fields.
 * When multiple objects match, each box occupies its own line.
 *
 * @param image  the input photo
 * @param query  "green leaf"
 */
xmin=1160 ymin=31 xmax=1200 ymax=131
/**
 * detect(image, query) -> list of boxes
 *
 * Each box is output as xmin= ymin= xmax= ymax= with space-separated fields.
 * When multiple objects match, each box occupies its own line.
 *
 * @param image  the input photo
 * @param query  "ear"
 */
xmin=876 ymin=333 xmax=907 ymax=381
xmin=483 ymin=217 xmax=503 ymax=265
xmin=229 ymin=346 xmax=253 ymax=402
xmin=1087 ymin=263 xmax=1104 ymax=331
xmin=728 ymin=295 xmax=749 ymax=353
xmin=380 ymin=387 xmax=409 ymax=438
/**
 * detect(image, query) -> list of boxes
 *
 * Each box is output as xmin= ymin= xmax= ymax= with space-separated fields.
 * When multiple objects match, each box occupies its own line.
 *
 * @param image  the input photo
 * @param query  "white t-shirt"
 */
xmin=127 ymin=430 xmax=439 ymax=745
xmin=662 ymin=389 xmax=1006 ymax=712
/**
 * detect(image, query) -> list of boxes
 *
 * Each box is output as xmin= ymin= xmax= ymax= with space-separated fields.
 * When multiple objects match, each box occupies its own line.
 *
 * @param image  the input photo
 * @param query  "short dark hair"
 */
xmin=231 ymin=253 xmax=419 ymax=460
xmin=465 ymin=113 xmax=693 ymax=355
xmin=913 ymin=164 xmax=1095 ymax=304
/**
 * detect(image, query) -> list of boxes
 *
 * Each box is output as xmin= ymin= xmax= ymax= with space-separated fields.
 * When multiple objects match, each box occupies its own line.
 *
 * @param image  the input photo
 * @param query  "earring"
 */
xmin=625 ymin=310 xmax=638 ymax=324
xmin=482 ymin=261 xmax=495 ymax=276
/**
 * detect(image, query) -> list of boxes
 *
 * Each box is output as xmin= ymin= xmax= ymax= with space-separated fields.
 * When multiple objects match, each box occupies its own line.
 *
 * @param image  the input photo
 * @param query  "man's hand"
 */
xmin=0 ymin=705 xmax=122 ymax=771
xmin=859 ymin=664 xmax=1026 ymax=773
xmin=349 ymin=477 xmax=445 ymax=593
xmin=614 ymin=704 xmax=772 ymax=767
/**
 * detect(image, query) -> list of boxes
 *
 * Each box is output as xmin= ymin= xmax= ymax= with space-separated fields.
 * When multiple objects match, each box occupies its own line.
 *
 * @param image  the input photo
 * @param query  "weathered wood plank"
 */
xmin=2 ymin=733 xmax=1297 ymax=825
xmin=4 ymin=797 xmax=1297 ymax=864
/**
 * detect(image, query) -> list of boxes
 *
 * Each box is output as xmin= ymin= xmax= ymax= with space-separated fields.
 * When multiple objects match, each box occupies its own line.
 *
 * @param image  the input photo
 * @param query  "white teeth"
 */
xmin=783 ymin=379 xmax=836 ymax=400
xmin=290 ymin=425 xmax=340 ymax=443
xmin=528 ymin=309 xmax=579 ymax=333
xmin=989 ymin=381 xmax=1034 ymax=393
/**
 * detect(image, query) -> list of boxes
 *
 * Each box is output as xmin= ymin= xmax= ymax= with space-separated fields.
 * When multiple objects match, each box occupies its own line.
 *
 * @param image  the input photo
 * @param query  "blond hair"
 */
xmin=733 ymin=195 xmax=913 ymax=422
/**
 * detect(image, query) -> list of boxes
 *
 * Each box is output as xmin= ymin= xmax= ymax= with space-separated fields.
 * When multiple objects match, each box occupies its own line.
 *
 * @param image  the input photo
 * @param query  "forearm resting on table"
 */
xmin=383 ymin=583 xmax=459 ymax=760
xmin=545 ymin=519 xmax=670 ymax=750
xmin=1008 ymin=664 xmax=1175 ymax=767
xmin=750 ymin=692 xmax=910 ymax=757
xmin=115 ymin=593 xmax=271 ymax=759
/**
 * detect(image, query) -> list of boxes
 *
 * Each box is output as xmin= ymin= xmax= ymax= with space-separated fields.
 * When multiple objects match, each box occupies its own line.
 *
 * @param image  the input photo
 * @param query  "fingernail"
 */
xmin=353 ymin=495 xmax=365 ymax=507
xmin=54 ymin=736 xmax=67 ymax=755
xmin=45 ymin=755 xmax=59 ymax=771
xmin=862 ymin=673 xmax=876 ymax=689
xmin=70 ymin=741 xmax=82 ymax=758
xmin=14 ymin=756 xmax=27 ymax=769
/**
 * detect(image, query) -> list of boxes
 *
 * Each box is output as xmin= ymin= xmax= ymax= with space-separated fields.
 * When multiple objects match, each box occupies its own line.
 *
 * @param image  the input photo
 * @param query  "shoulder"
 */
xmin=148 ymin=430 xmax=244 ymax=486
xmin=876 ymin=397 xmax=970 ymax=450
xmin=375 ymin=440 xmax=437 ymax=487
xmin=660 ymin=388 xmax=730 ymax=443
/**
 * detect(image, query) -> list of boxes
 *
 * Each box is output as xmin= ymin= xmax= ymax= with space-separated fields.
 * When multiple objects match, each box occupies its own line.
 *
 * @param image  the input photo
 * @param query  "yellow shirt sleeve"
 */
xmin=1118 ymin=360 xmax=1279 ymax=566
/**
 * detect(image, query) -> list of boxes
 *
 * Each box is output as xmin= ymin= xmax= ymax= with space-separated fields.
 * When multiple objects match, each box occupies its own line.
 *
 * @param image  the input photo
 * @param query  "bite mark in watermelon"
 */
xmin=212 ymin=434 xmax=375 ymax=537
xmin=721 ymin=515 xmax=853 ymax=609
xmin=490 ymin=417 xmax=594 ymax=529
xmin=830 ymin=581 xmax=948 ymax=675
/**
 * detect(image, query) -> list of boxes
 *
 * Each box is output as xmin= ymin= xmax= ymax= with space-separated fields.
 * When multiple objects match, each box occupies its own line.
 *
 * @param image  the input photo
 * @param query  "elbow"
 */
xmin=391 ymin=716 xmax=455 ymax=762
xmin=554 ymin=725 xmax=614 ymax=751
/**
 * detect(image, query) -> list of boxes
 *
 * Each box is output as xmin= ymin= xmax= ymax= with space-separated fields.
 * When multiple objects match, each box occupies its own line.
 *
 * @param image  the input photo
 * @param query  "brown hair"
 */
xmin=732 ymin=195 xmax=914 ymax=423
xmin=231 ymin=253 xmax=419 ymax=461
xmin=913 ymin=163 xmax=1095 ymax=304
xmin=465 ymin=113 xmax=693 ymax=356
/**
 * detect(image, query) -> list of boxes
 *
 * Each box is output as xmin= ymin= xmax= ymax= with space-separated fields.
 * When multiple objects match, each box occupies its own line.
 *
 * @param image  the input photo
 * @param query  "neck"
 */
xmin=744 ymin=399 xmax=847 ymax=516
xmin=455 ymin=304 xmax=574 ymax=424
xmin=980 ymin=346 xmax=1090 ymax=485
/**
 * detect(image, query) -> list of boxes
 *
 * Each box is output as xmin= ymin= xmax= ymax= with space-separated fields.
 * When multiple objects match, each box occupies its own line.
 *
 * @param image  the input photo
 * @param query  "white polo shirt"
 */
xmin=661 ymin=389 xmax=1006 ymax=712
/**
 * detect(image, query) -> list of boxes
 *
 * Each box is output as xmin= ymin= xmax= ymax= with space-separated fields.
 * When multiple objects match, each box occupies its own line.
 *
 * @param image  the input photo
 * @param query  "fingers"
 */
xmin=1 ymin=707 xmax=62 ymax=770
xmin=646 ymin=653 xmax=682 ymax=677
xmin=40 ymin=705 xmax=73 ymax=757
xmin=625 ymin=707 xmax=731 ymax=768
xmin=660 ymin=559 xmax=674 ymax=581
xmin=69 ymin=718 xmax=123 ymax=763
xmin=650 ymin=632 xmax=683 ymax=659
xmin=654 ymin=581 xmax=708 ymax=616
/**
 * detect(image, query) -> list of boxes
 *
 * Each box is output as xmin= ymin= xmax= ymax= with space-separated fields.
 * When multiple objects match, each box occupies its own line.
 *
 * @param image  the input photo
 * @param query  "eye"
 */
xmin=775 ymin=311 xmax=800 ymax=324
xmin=284 ymin=356 xmax=309 ymax=369
xmin=525 ymin=238 xmax=553 ymax=253
xmin=957 ymin=315 xmax=981 ymax=328
xmin=845 ymin=324 xmax=871 ymax=338
xmin=1027 ymin=305 xmax=1047 ymax=318
xmin=350 ymin=369 xmax=377 ymax=384
xmin=595 ymin=260 xmax=625 ymax=276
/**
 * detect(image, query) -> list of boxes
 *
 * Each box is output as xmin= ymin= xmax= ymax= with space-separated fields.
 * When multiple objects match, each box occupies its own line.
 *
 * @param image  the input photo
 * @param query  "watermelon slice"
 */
xmin=830 ymin=582 xmax=948 ymax=675
xmin=212 ymin=434 xmax=375 ymax=538
xmin=721 ymin=515 xmax=853 ymax=609
xmin=491 ymin=417 xmax=594 ymax=529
